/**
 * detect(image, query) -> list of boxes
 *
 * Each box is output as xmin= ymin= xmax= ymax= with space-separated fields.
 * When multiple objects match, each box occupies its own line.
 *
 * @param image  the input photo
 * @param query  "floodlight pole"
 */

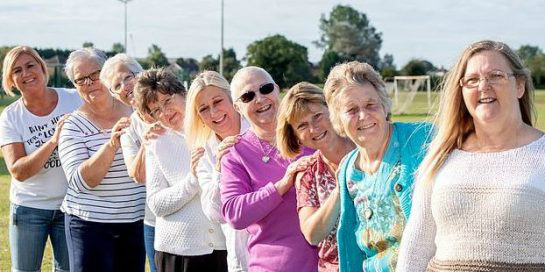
xmin=219 ymin=0 xmax=224 ymax=76
xmin=118 ymin=0 xmax=133 ymax=53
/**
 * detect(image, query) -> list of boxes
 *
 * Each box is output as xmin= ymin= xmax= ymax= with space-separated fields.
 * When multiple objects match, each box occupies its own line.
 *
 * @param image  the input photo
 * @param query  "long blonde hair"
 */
xmin=418 ymin=40 xmax=535 ymax=184
xmin=184 ymin=71 xmax=232 ymax=149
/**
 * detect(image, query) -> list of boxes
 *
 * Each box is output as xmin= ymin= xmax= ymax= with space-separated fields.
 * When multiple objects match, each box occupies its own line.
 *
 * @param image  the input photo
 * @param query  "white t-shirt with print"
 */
xmin=0 ymin=88 xmax=82 ymax=210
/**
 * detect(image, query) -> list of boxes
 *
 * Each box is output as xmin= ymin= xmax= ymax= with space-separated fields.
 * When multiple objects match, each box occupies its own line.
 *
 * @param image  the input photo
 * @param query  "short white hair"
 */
xmin=64 ymin=48 xmax=107 ymax=82
xmin=230 ymin=66 xmax=275 ymax=101
xmin=100 ymin=53 xmax=143 ymax=89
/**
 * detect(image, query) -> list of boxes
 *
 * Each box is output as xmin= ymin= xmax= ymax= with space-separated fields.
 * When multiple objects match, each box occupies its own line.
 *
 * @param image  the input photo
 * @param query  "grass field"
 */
xmin=0 ymin=91 xmax=543 ymax=271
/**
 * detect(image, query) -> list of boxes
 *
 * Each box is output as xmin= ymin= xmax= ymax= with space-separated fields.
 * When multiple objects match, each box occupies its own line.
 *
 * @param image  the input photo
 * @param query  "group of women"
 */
xmin=0 ymin=39 xmax=543 ymax=272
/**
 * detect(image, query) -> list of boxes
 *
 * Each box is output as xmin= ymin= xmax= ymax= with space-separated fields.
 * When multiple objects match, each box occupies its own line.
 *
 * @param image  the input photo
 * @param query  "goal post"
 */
xmin=390 ymin=75 xmax=431 ymax=115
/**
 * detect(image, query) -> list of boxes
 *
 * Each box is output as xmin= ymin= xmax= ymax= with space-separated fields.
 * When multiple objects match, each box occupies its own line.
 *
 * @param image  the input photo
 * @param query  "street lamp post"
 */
xmin=117 ymin=0 xmax=133 ymax=53
xmin=219 ymin=0 xmax=224 ymax=76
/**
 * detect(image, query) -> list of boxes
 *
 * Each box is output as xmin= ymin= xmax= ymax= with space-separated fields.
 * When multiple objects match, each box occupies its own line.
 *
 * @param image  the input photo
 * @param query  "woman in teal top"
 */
xmin=323 ymin=61 xmax=433 ymax=271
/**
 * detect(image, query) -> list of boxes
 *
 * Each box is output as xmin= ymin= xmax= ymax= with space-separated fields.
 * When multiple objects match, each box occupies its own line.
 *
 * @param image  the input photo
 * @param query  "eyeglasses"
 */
xmin=74 ymin=70 xmax=101 ymax=86
xmin=150 ymin=94 xmax=175 ymax=119
xmin=459 ymin=70 xmax=514 ymax=88
xmin=111 ymin=72 xmax=135 ymax=94
xmin=236 ymin=83 xmax=275 ymax=103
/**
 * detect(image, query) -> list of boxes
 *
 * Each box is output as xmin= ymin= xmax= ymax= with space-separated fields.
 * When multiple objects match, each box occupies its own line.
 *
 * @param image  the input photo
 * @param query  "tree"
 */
xmin=318 ymin=50 xmax=346 ymax=81
xmin=142 ymin=44 xmax=169 ymax=69
xmin=198 ymin=48 xmax=241 ymax=81
xmin=246 ymin=34 xmax=312 ymax=88
xmin=176 ymin=57 xmax=199 ymax=82
xmin=199 ymin=55 xmax=219 ymax=72
xmin=82 ymin=42 xmax=94 ymax=48
xmin=400 ymin=59 xmax=436 ymax=76
xmin=380 ymin=54 xmax=397 ymax=78
xmin=316 ymin=5 xmax=382 ymax=68
xmin=517 ymin=45 xmax=545 ymax=88
xmin=110 ymin=43 xmax=126 ymax=56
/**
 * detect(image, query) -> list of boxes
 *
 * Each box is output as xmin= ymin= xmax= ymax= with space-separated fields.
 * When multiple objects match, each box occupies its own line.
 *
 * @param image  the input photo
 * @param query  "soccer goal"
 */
xmin=389 ymin=75 xmax=432 ymax=115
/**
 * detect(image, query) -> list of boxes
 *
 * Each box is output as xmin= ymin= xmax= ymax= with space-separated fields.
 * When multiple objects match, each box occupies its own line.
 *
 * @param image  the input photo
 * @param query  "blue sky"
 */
xmin=1 ymin=0 xmax=543 ymax=69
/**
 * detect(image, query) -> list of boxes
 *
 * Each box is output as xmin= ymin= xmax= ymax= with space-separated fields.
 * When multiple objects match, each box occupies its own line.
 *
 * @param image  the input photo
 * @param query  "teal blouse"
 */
xmin=337 ymin=122 xmax=433 ymax=272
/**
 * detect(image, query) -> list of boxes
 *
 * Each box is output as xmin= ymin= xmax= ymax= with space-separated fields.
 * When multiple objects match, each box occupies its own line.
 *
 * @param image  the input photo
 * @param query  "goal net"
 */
xmin=387 ymin=75 xmax=431 ymax=115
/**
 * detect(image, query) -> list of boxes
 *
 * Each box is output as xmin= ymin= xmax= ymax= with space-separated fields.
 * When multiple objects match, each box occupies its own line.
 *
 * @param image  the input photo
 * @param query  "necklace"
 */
xmin=257 ymin=137 xmax=275 ymax=163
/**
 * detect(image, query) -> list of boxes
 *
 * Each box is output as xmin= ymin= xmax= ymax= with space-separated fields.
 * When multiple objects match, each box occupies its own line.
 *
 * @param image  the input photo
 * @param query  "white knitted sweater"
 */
xmin=146 ymin=131 xmax=226 ymax=256
xmin=397 ymin=135 xmax=545 ymax=271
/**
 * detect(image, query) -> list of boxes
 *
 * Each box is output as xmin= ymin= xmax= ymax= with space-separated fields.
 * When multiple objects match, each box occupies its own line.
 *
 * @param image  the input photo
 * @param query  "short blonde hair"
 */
xmin=100 ymin=53 xmax=143 ymax=90
xmin=276 ymin=82 xmax=327 ymax=158
xmin=323 ymin=61 xmax=392 ymax=137
xmin=2 ymin=46 xmax=49 ymax=96
xmin=184 ymin=71 xmax=232 ymax=149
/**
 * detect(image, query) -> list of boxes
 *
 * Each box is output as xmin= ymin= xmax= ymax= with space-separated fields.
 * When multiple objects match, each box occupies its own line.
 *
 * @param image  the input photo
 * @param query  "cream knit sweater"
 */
xmin=397 ymin=135 xmax=545 ymax=272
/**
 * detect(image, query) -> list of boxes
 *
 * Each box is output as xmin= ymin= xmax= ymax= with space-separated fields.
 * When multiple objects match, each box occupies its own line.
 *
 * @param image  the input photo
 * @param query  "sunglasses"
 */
xmin=236 ymin=83 xmax=275 ymax=103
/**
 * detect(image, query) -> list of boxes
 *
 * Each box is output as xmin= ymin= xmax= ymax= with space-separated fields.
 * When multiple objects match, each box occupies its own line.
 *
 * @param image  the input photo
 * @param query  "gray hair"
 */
xmin=64 ymin=48 xmax=108 ymax=82
xmin=230 ymin=66 xmax=275 ymax=101
xmin=100 ymin=53 xmax=143 ymax=89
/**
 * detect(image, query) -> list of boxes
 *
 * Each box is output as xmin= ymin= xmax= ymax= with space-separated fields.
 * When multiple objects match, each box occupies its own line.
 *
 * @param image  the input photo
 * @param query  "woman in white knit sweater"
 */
xmin=133 ymin=68 xmax=227 ymax=272
xmin=397 ymin=40 xmax=545 ymax=271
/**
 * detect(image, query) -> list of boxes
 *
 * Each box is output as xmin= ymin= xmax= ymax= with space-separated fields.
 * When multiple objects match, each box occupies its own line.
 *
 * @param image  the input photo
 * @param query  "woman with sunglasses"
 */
xmin=220 ymin=66 xmax=318 ymax=271
xmin=184 ymin=71 xmax=250 ymax=271
xmin=134 ymin=68 xmax=227 ymax=272
xmin=58 ymin=48 xmax=146 ymax=272
xmin=397 ymin=41 xmax=545 ymax=271
xmin=100 ymin=53 xmax=163 ymax=272
xmin=0 ymin=46 xmax=81 ymax=272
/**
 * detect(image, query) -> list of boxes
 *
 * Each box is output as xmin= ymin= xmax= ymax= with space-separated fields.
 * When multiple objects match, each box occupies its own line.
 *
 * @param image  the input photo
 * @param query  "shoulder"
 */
xmin=61 ymin=113 xmax=91 ymax=137
xmin=148 ymin=130 xmax=190 ymax=156
xmin=394 ymin=122 xmax=434 ymax=147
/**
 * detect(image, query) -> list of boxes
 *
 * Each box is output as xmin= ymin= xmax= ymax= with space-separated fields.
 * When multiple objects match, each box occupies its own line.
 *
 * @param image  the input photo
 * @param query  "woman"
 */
xmin=0 ymin=46 xmax=81 ymax=272
xmin=134 ymin=68 xmax=227 ymax=272
xmin=397 ymin=40 xmax=545 ymax=271
xmin=220 ymin=66 xmax=318 ymax=271
xmin=100 ymin=53 xmax=160 ymax=272
xmin=323 ymin=61 xmax=433 ymax=271
xmin=184 ymin=70 xmax=250 ymax=271
xmin=276 ymin=82 xmax=355 ymax=271
xmin=58 ymin=48 xmax=146 ymax=272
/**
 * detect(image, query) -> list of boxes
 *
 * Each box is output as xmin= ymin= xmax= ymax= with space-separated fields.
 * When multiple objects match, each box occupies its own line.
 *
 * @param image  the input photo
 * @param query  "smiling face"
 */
xmin=195 ymin=85 xmax=239 ymax=139
xmin=233 ymin=71 xmax=279 ymax=133
xmin=337 ymin=83 xmax=389 ymax=148
xmin=462 ymin=50 xmax=524 ymax=127
xmin=11 ymin=53 xmax=47 ymax=93
xmin=72 ymin=57 xmax=109 ymax=104
xmin=292 ymin=102 xmax=336 ymax=151
xmin=108 ymin=63 xmax=136 ymax=106
xmin=148 ymin=92 xmax=185 ymax=131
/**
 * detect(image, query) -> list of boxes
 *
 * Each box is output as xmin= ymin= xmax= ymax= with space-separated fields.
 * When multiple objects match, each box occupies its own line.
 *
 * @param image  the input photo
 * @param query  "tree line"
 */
xmin=1 ymin=4 xmax=544 ymax=94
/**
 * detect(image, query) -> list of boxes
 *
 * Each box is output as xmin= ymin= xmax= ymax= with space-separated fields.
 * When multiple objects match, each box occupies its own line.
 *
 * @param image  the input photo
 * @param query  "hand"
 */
xmin=143 ymin=121 xmax=166 ymax=145
xmin=51 ymin=114 xmax=71 ymax=146
xmin=190 ymin=147 xmax=205 ymax=177
xmin=215 ymin=135 xmax=241 ymax=171
xmin=275 ymin=155 xmax=317 ymax=196
xmin=108 ymin=117 xmax=131 ymax=150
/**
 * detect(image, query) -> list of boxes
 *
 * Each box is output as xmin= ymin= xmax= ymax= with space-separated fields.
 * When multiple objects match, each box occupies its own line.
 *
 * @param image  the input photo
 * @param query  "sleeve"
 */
xmin=0 ymin=109 xmax=22 ymax=146
xmin=220 ymin=150 xmax=283 ymax=230
xmin=145 ymin=143 xmax=200 ymax=217
xmin=296 ymin=167 xmax=320 ymax=210
xmin=120 ymin=122 xmax=141 ymax=158
xmin=196 ymin=149 xmax=225 ymax=223
xmin=396 ymin=178 xmax=437 ymax=272
xmin=57 ymin=119 xmax=94 ymax=193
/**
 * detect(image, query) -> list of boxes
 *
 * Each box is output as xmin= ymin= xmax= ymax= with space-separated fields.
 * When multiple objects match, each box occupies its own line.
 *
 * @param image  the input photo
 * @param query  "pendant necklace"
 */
xmin=258 ymin=138 xmax=275 ymax=163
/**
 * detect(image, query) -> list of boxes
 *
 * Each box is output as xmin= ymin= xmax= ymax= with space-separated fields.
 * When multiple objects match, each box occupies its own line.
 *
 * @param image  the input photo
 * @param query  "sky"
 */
xmin=1 ymin=0 xmax=544 ymax=69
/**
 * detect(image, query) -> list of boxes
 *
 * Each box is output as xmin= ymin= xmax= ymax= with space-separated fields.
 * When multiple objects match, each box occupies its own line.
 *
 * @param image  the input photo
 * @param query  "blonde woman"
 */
xmin=276 ymin=82 xmax=355 ymax=271
xmin=0 ymin=46 xmax=81 ymax=272
xmin=397 ymin=40 xmax=545 ymax=271
xmin=184 ymin=70 xmax=250 ymax=271
xmin=324 ymin=61 xmax=433 ymax=271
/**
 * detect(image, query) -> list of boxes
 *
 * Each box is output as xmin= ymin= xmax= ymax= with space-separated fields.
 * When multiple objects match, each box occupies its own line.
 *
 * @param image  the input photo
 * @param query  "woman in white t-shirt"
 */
xmin=0 ymin=46 xmax=81 ymax=272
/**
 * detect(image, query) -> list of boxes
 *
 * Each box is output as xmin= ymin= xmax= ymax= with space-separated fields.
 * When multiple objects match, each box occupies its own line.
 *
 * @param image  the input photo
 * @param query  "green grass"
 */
xmin=0 ymin=92 xmax=543 ymax=271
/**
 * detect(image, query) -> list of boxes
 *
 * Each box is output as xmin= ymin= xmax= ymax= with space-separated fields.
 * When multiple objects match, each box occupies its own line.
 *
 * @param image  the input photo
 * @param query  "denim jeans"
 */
xmin=144 ymin=224 xmax=157 ymax=272
xmin=9 ymin=203 xmax=69 ymax=272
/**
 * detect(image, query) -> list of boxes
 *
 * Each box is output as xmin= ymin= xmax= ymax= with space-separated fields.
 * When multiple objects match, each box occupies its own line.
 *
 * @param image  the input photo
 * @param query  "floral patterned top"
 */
xmin=296 ymin=151 xmax=339 ymax=272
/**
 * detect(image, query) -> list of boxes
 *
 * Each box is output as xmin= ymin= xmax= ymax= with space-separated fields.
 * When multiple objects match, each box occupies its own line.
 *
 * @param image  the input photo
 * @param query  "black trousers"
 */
xmin=155 ymin=250 xmax=228 ymax=272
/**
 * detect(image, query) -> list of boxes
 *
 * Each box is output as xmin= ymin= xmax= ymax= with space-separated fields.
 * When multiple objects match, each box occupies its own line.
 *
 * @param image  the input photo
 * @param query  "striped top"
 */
xmin=58 ymin=112 xmax=146 ymax=223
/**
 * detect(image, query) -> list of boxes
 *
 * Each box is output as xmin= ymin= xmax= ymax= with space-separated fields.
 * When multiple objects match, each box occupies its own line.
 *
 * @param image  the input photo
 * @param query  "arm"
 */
xmin=1 ymin=115 xmax=68 ymax=181
xmin=296 ymin=171 xmax=340 ymax=246
xmin=220 ymin=151 xmax=283 ymax=230
xmin=145 ymin=140 xmax=200 ymax=217
xmin=123 ymin=145 xmax=146 ymax=183
xmin=396 ymin=178 xmax=437 ymax=272
xmin=195 ymin=147 xmax=225 ymax=223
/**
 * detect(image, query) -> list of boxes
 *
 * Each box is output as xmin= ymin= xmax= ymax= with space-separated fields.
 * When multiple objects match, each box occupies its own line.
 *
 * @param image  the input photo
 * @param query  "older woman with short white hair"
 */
xmin=58 ymin=48 xmax=146 ymax=272
xmin=324 ymin=61 xmax=433 ymax=271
